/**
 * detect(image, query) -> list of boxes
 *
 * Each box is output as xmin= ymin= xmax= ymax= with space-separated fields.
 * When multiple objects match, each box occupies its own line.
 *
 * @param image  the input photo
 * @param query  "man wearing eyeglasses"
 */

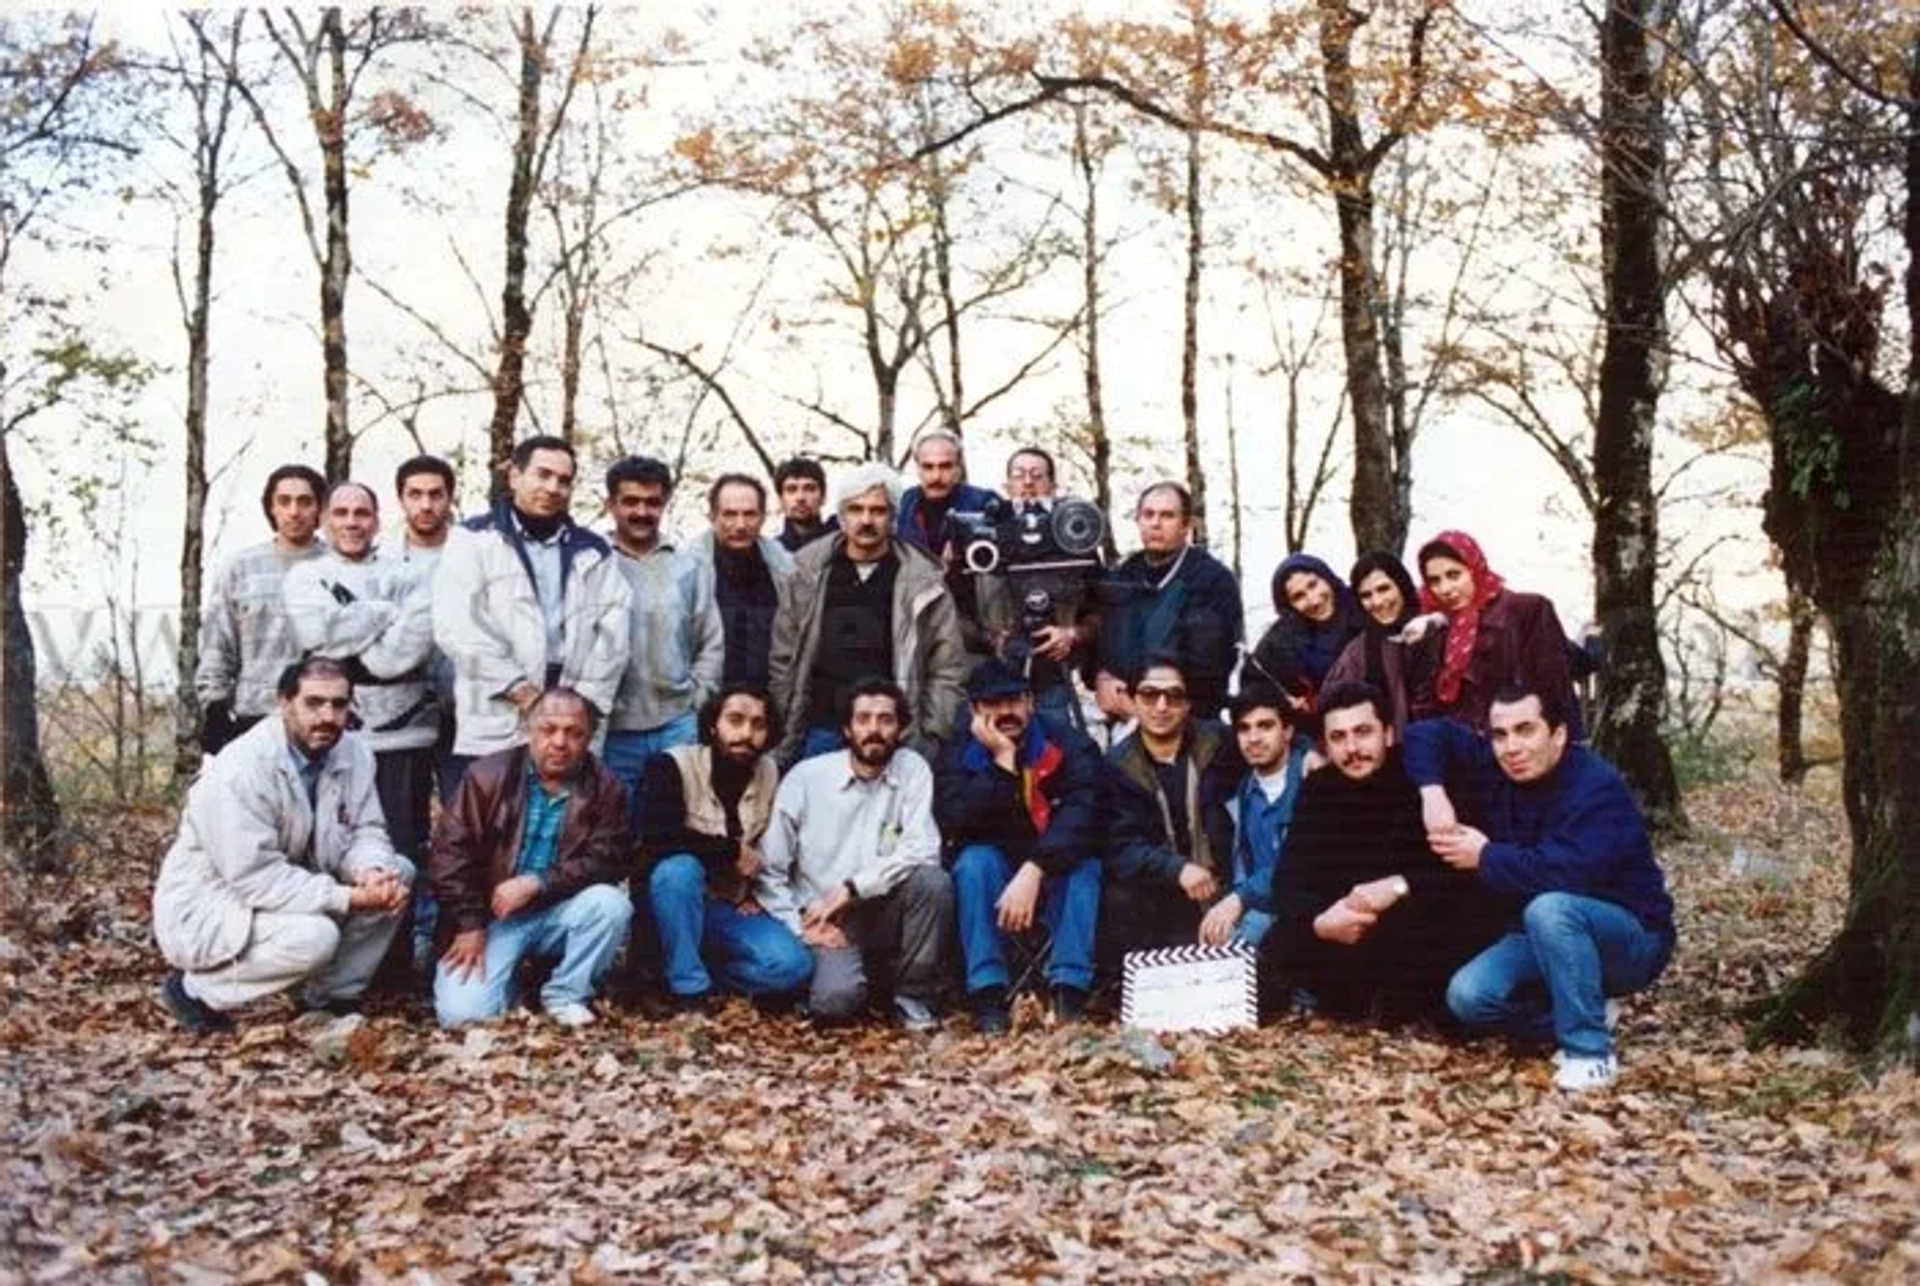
xmin=1099 ymin=654 xmax=1244 ymax=961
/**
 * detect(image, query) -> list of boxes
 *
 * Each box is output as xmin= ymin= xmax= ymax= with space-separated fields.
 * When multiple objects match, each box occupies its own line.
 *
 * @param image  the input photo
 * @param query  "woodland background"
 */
xmin=2 ymin=2 xmax=1918 ymax=1276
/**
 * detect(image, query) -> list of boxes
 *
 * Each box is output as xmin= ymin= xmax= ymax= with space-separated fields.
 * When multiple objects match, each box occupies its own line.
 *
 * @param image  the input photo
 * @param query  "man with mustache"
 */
xmin=936 ymin=657 xmax=1105 ymax=1033
xmin=1268 ymin=681 xmax=1505 ymax=1024
xmin=642 ymin=684 xmax=811 ymax=1012
xmin=601 ymin=455 xmax=725 ymax=814
xmin=683 ymin=473 xmax=796 ymax=688
xmin=757 ymin=678 xmax=954 ymax=1030
xmin=196 ymin=463 xmax=329 ymax=755
xmin=773 ymin=457 xmax=838 ymax=553
xmin=1100 ymin=655 xmax=1243 ymax=962
xmin=430 ymin=687 xmax=634 ymax=1029
xmin=1406 ymin=684 xmax=1674 ymax=1091
xmin=768 ymin=462 xmax=968 ymax=766
xmin=154 ymin=658 xmax=413 ymax=1032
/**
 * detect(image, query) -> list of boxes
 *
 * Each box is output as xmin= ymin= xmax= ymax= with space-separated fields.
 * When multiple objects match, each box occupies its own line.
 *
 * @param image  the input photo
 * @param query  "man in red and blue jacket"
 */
xmin=935 ymin=657 xmax=1105 ymax=1033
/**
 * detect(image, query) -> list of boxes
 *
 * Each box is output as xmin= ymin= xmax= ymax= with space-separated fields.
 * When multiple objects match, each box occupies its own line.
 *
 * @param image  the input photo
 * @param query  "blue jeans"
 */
xmin=951 ymin=843 xmax=1101 ymax=995
xmin=434 ymin=884 xmax=634 ymax=1027
xmin=604 ymin=711 xmax=700 ymax=823
xmin=1232 ymin=907 xmax=1275 ymax=948
xmin=1446 ymin=892 xmax=1674 ymax=1057
xmin=798 ymin=725 xmax=846 ymax=760
xmin=648 ymin=853 xmax=812 ymax=998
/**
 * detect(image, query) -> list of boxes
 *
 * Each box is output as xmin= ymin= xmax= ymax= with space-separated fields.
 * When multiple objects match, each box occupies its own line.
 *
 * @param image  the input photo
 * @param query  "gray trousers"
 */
xmin=809 ymin=865 xmax=955 ymax=1019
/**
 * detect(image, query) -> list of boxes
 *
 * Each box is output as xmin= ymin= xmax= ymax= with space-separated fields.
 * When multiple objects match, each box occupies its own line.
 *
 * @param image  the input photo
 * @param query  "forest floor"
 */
xmin=1 ymin=772 xmax=1915 ymax=1283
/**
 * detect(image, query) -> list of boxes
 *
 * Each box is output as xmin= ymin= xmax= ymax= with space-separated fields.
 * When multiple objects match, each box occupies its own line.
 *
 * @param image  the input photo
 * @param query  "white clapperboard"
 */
xmin=1120 ymin=942 xmax=1259 ymax=1033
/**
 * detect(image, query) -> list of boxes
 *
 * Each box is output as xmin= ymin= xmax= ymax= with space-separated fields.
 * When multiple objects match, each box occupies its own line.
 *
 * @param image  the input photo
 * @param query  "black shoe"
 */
xmin=1051 ymin=985 xmax=1088 ymax=1024
xmin=970 ymin=987 xmax=1011 ymax=1035
xmin=666 ymin=990 xmax=717 ymax=1018
xmin=161 ymin=970 xmax=233 ymax=1034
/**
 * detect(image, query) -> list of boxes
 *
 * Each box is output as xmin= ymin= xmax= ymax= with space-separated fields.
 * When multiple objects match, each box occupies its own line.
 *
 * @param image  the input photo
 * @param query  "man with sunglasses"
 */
xmin=1099 ymin=654 xmax=1243 ymax=962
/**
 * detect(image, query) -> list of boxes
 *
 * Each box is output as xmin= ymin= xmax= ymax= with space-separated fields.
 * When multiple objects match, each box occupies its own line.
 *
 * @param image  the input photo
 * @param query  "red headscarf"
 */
xmin=1418 ymin=530 xmax=1507 ymax=707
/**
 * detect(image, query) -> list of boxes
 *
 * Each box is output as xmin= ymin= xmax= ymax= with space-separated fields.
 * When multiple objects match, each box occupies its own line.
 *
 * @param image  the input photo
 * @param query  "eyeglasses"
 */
xmin=1133 ymin=686 xmax=1189 ymax=706
xmin=1006 ymin=466 xmax=1051 ymax=481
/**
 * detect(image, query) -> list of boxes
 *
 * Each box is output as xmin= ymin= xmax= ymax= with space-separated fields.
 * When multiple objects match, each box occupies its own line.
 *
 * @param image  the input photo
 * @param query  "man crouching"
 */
xmin=154 ymin=657 xmax=412 ymax=1032
xmin=430 ymin=687 xmax=634 ymax=1029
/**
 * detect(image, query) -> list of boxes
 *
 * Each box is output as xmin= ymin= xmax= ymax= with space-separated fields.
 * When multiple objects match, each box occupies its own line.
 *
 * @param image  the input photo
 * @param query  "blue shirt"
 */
xmin=287 ymin=745 xmax=329 ymax=811
xmin=513 ymin=768 xmax=572 ymax=883
xmin=1233 ymin=741 xmax=1309 ymax=915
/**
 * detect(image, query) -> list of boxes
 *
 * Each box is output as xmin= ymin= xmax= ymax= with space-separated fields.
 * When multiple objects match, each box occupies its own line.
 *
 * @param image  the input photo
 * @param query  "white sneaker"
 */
xmin=547 ymin=1001 xmax=597 ymax=1029
xmin=1605 ymin=998 xmax=1622 ymax=1032
xmin=1552 ymin=1053 xmax=1619 ymax=1091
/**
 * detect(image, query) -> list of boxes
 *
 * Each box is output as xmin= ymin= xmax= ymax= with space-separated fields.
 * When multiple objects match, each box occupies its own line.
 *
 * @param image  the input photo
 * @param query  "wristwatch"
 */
xmin=1391 ymin=875 xmax=1411 ymax=900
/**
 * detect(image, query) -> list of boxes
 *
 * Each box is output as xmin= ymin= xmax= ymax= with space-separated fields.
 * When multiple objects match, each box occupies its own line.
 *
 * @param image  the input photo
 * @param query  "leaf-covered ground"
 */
xmin=2 ymin=777 xmax=1915 ymax=1282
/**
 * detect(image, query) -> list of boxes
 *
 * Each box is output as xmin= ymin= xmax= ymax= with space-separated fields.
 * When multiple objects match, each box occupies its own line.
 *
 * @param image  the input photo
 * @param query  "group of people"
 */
xmin=155 ymin=431 xmax=1674 ymax=1092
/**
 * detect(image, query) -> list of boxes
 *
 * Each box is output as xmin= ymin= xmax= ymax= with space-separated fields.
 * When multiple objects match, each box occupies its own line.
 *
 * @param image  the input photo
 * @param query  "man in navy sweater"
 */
xmin=1403 ymin=683 xmax=1675 ymax=1092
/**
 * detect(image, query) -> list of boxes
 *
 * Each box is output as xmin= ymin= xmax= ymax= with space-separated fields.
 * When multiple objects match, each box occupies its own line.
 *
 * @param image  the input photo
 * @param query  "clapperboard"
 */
xmin=1120 ymin=942 xmax=1259 ymax=1033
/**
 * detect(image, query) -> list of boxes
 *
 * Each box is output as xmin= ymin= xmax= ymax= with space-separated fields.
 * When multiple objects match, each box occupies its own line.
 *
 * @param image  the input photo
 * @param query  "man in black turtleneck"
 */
xmin=774 ymin=457 xmax=839 ymax=553
xmin=641 ymin=684 xmax=811 ymax=1010
xmin=687 ymin=474 xmax=796 ymax=688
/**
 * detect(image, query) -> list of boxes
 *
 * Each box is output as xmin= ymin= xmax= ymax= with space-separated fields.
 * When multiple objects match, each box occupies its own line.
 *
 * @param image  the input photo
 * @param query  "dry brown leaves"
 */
xmin=1 ymin=779 xmax=1915 ymax=1283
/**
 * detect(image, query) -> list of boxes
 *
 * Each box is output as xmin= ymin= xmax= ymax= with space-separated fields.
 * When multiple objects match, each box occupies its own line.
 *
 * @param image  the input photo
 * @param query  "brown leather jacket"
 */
xmin=428 ymin=745 xmax=634 ymax=940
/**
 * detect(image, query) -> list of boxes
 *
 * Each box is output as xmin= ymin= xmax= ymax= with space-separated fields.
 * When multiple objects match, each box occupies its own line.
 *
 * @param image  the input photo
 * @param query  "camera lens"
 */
xmin=1051 ymin=499 xmax=1105 ymax=556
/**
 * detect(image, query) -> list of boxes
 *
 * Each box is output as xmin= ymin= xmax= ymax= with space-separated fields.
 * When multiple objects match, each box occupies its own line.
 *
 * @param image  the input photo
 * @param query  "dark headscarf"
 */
xmin=1249 ymin=553 xmax=1365 ymax=695
xmin=1348 ymin=550 xmax=1420 ymax=697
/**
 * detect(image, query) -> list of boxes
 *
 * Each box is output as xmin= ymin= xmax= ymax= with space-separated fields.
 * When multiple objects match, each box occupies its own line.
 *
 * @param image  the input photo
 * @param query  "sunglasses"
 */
xmin=1133 ymin=685 xmax=1190 ymax=706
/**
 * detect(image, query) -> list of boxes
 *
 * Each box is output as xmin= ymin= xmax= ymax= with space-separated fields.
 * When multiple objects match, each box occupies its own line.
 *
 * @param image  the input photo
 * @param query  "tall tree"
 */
xmin=1591 ymin=0 xmax=1684 ymax=827
xmin=211 ymin=7 xmax=433 ymax=477
xmin=0 ymin=16 xmax=140 ymax=864
xmin=160 ymin=12 xmax=245 ymax=785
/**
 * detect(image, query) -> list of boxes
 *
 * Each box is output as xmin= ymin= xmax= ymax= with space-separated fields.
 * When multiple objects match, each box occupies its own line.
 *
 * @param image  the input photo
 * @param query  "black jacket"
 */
xmin=934 ymin=712 xmax=1106 ymax=877
xmin=1103 ymin=720 xmax=1243 ymax=886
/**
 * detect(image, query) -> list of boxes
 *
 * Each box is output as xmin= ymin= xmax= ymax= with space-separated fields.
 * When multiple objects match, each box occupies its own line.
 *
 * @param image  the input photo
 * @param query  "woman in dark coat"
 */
xmin=1322 ymin=550 xmax=1435 ymax=735
xmin=1415 ymin=529 xmax=1582 ymax=738
xmin=1246 ymin=553 xmax=1367 ymax=714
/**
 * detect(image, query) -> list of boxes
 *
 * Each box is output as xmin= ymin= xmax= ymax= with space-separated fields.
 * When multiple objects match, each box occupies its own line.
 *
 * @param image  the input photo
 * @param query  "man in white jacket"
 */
xmin=757 ymin=677 xmax=952 ymax=1030
xmin=154 ymin=658 xmax=413 ymax=1032
xmin=285 ymin=482 xmax=437 ymax=869
xmin=432 ymin=436 xmax=631 ymax=788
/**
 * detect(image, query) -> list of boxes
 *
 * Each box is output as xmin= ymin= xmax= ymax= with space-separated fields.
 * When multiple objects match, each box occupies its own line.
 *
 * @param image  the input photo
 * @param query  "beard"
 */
xmin=851 ymin=735 xmax=894 ymax=767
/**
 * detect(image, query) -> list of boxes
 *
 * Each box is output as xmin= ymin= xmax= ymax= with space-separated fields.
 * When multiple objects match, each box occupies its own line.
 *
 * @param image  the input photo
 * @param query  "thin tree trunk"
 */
xmin=1591 ymin=0 xmax=1684 ymax=829
xmin=175 ymin=173 xmax=214 ymax=783
xmin=1318 ymin=1 xmax=1399 ymax=554
xmin=1180 ymin=1 xmax=1207 ymax=541
xmin=928 ymin=145 xmax=963 ymax=436
xmin=1 ymin=435 xmax=62 ymax=868
xmin=1777 ymin=586 xmax=1815 ymax=784
xmin=490 ymin=7 xmax=544 ymax=481
xmin=1073 ymin=100 xmax=1117 ymax=562
xmin=319 ymin=7 xmax=352 ymax=478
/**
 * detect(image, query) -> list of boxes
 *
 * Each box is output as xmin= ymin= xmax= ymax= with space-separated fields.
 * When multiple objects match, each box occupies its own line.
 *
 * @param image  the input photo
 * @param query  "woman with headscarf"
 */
xmin=1414 ymin=530 xmax=1583 ymax=738
xmin=1246 ymin=553 xmax=1367 ymax=713
xmin=1321 ymin=551 xmax=1436 ymax=735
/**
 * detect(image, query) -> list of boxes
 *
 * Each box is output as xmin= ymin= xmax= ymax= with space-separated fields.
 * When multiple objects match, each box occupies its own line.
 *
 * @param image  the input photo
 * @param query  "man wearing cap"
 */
xmin=767 ymin=461 xmax=968 ymax=766
xmin=936 ymin=657 xmax=1105 ymax=1032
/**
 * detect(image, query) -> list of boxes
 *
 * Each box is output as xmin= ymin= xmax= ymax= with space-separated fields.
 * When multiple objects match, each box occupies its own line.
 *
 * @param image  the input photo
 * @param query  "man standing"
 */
xmin=643 ymin=684 xmax=812 ymax=1010
xmin=394 ymin=455 xmax=456 ymax=574
xmin=1100 ymin=655 xmax=1242 ymax=957
xmin=432 ymin=436 xmax=631 ymax=772
xmin=1405 ymin=684 xmax=1675 ymax=1091
xmin=768 ymin=462 xmax=968 ymax=765
xmin=683 ymin=473 xmax=796 ymax=687
xmin=196 ymin=463 xmax=328 ymax=754
xmin=758 ymin=679 xmax=954 ymax=1029
xmin=1268 ymin=681 xmax=1505 ymax=1024
xmin=896 ymin=430 xmax=1001 ymax=556
xmin=1095 ymin=482 xmax=1242 ymax=724
xmin=431 ymin=688 xmax=634 ymax=1028
xmin=773 ymin=457 xmax=838 ymax=553
xmin=1198 ymin=685 xmax=1310 ymax=952
xmin=936 ymin=658 xmax=1104 ymax=1032
xmin=284 ymin=481 xmax=438 ymax=879
xmin=975 ymin=445 xmax=1101 ymax=725
xmin=600 ymin=456 xmax=724 ymax=807
xmin=155 ymin=658 xmax=412 ymax=1032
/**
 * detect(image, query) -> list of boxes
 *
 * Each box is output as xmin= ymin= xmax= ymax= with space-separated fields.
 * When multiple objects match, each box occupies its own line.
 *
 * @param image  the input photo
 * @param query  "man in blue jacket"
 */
xmin=936 ymin=657 xmax=1105 ymax=1032
xmin=1199 ymin=684 xmax=1309 ymax=952
xmin=897 ymin=430 xmax=1003 ymax=660
xmin=1403 ymin=682 xmax=1675 ymax=1092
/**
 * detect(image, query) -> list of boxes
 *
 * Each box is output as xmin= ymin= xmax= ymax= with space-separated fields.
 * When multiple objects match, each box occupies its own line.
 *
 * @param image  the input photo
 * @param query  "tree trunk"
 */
xmin=490 ymin=7 xmax=543 ymax=480
xmin=1318 ymin=1 xmax=1400 ymax=554
xmin=1180 ymin=2 xmax=1207 ymax=542
xmin=1590 ymin=0 xmax=1684 ymax=830
xmin=1 ymin=435 xmax=62 ymax=868
xmin=175 ymin=158 xmax=215 ymax=785
xmin=1073 ymin=100 xmax=1118 ymax=563
xmin=319 ymin=7 xmax=352 ymax=478
xmin=1777 ymin=585 xmax=1815 ymax=784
